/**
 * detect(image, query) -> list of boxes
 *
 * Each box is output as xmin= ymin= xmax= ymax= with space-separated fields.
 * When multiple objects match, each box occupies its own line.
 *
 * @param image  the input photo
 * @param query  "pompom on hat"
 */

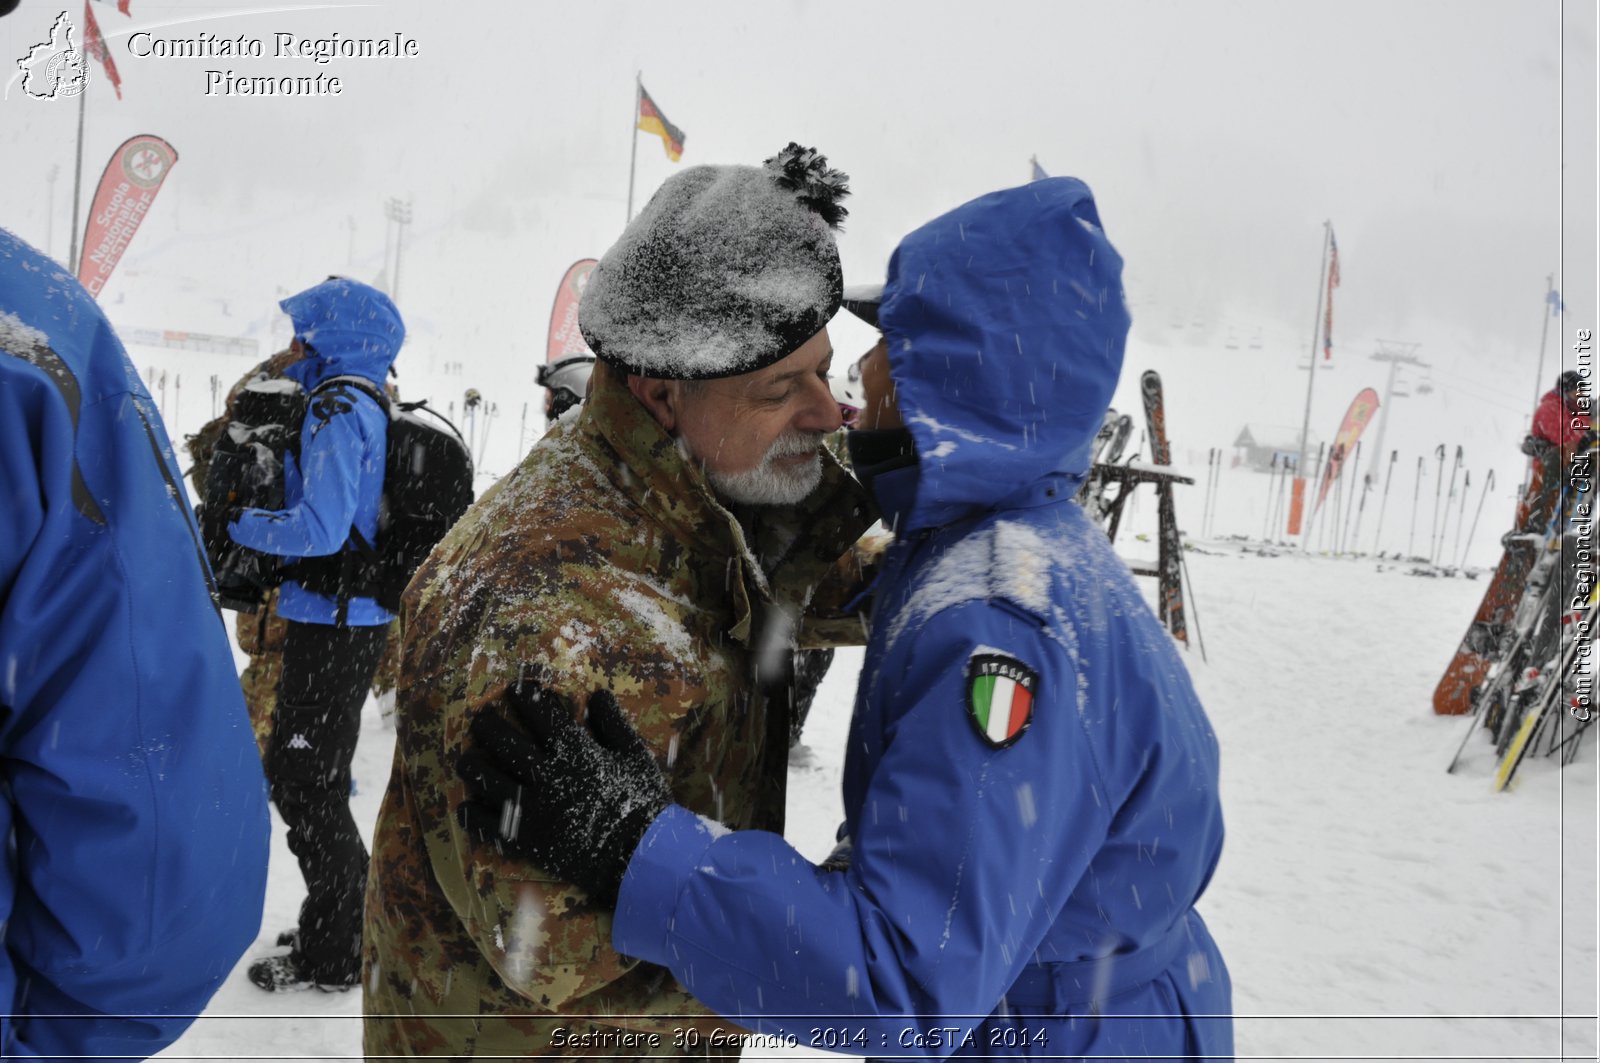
xmin=579 ymin=143 xmax=850 ymax=380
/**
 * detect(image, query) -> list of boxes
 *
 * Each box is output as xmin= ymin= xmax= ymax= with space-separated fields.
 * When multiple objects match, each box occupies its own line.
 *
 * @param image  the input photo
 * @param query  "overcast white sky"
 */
xmin=1 ymin=0 xmax=1594 ymax=467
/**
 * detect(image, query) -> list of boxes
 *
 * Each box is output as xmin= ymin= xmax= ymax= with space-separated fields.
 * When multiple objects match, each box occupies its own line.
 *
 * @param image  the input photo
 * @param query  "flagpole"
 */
xmin=1529 ymin=273 xmax=1555 ymax=412
xmin=69 ymin=80 xmax=87 ymax=273
xmin=1292 ymin=221 xmax=1332 ymax=547
xmin=625 ymin=72 xmax=640 ymax=227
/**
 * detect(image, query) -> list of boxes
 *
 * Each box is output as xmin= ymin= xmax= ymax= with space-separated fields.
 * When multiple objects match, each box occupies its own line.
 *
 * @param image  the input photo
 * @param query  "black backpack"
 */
xmin=290 ymin=375 xmax=476 ymax=615
xmin=199 ymin=376 xmax=308 ymax=612
xmin=201 ymin=373 xmax=474 ymax=617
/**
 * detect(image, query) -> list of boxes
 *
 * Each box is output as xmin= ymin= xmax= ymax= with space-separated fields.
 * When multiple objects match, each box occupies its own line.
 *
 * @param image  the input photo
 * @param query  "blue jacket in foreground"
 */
xmin=613 ymin=179 xmax=1232 ymax=1060
xmin=0 ymin=229 xmax=270 ymax=1059
xmin=228 ymin=278 xmax=403 ymax=627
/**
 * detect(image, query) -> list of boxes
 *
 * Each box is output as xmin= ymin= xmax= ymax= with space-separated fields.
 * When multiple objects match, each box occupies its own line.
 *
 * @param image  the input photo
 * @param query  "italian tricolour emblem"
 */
xmin=965 ymin=654 xmax=1038 ymax=749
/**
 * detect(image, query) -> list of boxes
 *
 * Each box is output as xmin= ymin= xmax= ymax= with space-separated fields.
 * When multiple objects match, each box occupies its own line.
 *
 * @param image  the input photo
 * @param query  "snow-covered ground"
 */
xmin=127 ymin=341 xmax=1596 ymax=1063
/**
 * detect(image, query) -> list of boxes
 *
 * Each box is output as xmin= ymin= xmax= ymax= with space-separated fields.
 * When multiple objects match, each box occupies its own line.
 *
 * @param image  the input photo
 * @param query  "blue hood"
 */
xmin=879 ymin=177 xmax=1130 ymax=532
xmin=278 ymin=278 xmax=405 ymax=389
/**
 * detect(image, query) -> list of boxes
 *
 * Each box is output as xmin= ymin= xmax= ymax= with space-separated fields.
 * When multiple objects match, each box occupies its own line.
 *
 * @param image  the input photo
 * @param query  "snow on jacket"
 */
xmin=613 ymin=179 xmax=1233 ymax=1060
xmin=0 ymin=229 xmax=270 ymax=1059
xmin=229 ymin=278 xmax=403 ymax=626
xmin=362 ymin=362 xmax=877 ymax=1058
xmin=1532 ymin=387 xmax=1591 ymax=449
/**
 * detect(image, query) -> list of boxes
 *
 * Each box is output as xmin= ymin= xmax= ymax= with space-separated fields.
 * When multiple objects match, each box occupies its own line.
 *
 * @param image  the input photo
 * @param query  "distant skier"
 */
xmin=1523 ymin=370 xmax=1593 ymax=532
xmin=459 ymin=178 xmax=1233 ymax=1059
xmin=1532 ymin=369 xmax=1592 ymax=452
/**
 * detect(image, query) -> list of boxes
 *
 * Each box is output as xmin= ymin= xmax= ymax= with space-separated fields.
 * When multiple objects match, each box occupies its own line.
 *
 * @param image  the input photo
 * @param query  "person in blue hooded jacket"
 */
xmin=457 ymin=178 xmax=1233 ymax=1060
xmin=0 ymin=228 xmax=270 ymax=1057
xmin=227 ymin=276 xmax=404 ymax=991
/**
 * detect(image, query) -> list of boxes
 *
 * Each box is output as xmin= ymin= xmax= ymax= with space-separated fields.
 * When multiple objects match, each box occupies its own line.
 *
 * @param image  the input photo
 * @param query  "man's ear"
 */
xmin=627 ymin=374 xmax=678 ymax=432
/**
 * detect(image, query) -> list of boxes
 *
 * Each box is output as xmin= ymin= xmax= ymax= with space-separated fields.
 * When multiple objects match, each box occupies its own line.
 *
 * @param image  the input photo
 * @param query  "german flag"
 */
xmin=637 ymin=83 xmax=685 ymax=162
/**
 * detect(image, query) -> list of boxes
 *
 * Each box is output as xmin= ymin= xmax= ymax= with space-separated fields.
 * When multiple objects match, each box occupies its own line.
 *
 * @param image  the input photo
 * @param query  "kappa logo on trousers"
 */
xmin=285 ymin=733 xmax=313 ymax=751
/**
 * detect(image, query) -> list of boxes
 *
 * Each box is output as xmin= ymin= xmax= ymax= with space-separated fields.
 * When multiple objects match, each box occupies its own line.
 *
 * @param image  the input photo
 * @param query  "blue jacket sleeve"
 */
xmin=1 ymin=354 xmax=270 ymax=1059
xmin=612 ymin=599 xmax=1112 ymax=1057
xmin=228 ymin=391 xmax=379 ymax=557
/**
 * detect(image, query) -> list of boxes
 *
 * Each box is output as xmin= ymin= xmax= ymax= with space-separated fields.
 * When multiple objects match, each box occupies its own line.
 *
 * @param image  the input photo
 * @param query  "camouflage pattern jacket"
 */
xmin=363 ymin=362 xmax=875 ymax=1057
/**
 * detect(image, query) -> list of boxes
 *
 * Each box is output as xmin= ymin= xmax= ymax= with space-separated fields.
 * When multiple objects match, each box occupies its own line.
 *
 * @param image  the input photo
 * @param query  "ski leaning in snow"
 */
xmin=1141 ymin=369 xmax=1188 ymax=644
xmin=1431 ymin=440 xmax=1564 ymax=716
xmin=1445 ymin=540 xmax=1569 ymax=773
xmin=1493 ymin=591 xmax=1596 ymax=791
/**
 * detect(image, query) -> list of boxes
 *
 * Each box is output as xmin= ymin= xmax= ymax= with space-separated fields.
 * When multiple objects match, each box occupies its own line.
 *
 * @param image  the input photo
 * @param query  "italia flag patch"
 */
xmin=965 ymin=654 xmax=1039 ymax=749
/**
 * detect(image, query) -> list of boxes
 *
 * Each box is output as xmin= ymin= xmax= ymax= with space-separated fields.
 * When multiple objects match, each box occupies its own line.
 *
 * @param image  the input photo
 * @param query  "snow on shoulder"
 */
xmin=885 ymin=509 xmax=1154 ymax=663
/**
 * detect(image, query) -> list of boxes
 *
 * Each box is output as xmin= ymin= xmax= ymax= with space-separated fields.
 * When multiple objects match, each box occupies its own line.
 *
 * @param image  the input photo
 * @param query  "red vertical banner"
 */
xmin=545 ymin=258 xmax=597 ymax=363
xmin=77 ymin=134 xmax=178 ymax=297
xmin=1314 ymin=387 xmax=1380 ymax=512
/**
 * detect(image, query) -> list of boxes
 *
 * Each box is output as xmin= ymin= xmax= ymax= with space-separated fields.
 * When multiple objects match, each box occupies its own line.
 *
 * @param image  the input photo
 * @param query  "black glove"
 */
xmin=457 ymin=683 xmax=670 ymax=905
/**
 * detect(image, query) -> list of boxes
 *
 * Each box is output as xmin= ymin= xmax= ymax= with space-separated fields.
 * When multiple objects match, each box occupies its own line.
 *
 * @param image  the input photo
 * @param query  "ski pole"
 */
xmin=1323 ymin=443 xmax=1339 ymax=552
xmin=1316 ymin=446 xmax=1334 ymax=553
xmin=1316 ymin=443 xmax=1338 ymax=553
xmin=1427 ymin=444 xmax=1446 ymax=563
xmin=478 ymin=403 xmax=497 ymax=469
xmin=1350 ymin=473 xmax=1373 ymax=554
xmin=1208 ymin=449 xmax=1219 ymax=537
xmin=1434 ymin=445 xmax=1463 ymax=564
xmin=1307 ymin=442 xmax=1327 ymax=551
xmin=1450 ymin=470 xmax=1471 ymax=569
xmin=1276 ymin=457 xmax=1295 ymax=543
xmin=1206 ymin=449 xmax=1221 ymax=537
xmin=1212 ymin=449 xmax=1224 ymax=537
xmin=1372 ymin=450 xmax=1398 ymax=555
xmin=518 ymin=402 xmax=528 ymax=458
xmin=1348 ymin=441 xmax=1364 ymax=552
xmin=1339 ymin=441 xmax=1362 ymax=554
xmin=1459 ymin=469 xmax=1496 ymax=569
xmin=1178 ymin=543 xmax=1209 ymax=663
xmin=1331 ymin=442 xmax=1349 ymax=554
xmin=1408 ymin=455 xmax=1425 ymax=558
xmin=1262 ymin=454 xmax=1279 ymax=542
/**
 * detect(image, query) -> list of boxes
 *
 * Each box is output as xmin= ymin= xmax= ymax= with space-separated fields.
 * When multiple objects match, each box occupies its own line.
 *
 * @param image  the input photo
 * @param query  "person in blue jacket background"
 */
xmin=459 ymin=177 xmax=1233 ymax=1059
xmin=227 ymin=276 xmax=403 ymax=991
xmin=0 ymin=228 xmax=269 ymax=1057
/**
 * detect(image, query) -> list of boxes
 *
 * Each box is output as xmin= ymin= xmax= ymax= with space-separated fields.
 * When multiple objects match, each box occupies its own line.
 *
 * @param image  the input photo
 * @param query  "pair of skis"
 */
xmin=1489 ymin=592 xmax=1593 ymax=791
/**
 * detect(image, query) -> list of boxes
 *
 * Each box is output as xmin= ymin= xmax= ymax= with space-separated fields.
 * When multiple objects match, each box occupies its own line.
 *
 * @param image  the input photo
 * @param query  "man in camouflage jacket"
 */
xmin=363 ymin=144 xmax=873 ymax=1058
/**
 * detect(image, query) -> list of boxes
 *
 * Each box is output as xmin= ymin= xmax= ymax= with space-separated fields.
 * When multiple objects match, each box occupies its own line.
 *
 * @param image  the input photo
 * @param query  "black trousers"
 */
xmin=268 ymin=618 xmax=387 ymax=983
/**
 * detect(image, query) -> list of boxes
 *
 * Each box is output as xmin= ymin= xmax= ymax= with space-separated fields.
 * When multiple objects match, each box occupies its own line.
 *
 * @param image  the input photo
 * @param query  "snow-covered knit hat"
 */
xmin=579 ymin=143 xmax=850 ymax=380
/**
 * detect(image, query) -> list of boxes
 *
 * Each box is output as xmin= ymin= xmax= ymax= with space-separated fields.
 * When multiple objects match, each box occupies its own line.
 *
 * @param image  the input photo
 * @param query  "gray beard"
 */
xmin=700 ymin=433 xmax=825 ymax=507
